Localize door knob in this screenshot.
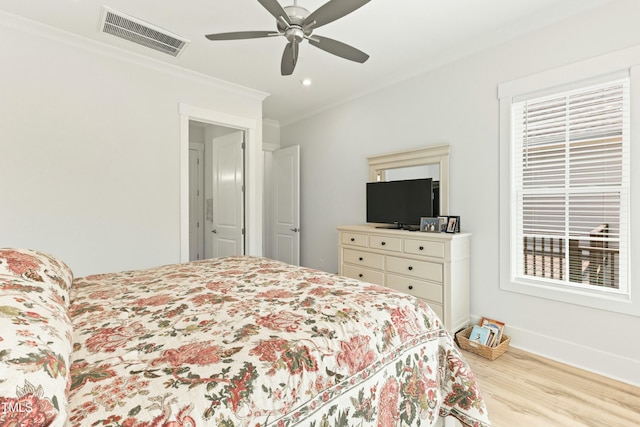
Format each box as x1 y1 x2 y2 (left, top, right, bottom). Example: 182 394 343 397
290 228 300 232
212 229 217 234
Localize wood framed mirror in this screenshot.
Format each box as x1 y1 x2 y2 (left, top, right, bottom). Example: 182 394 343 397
368 144 450 216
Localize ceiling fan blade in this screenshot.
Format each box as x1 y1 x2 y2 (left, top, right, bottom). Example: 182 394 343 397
205 30 280 41
258 0 291 26
308 35 369 63
303 0 370 30
281 41 299 76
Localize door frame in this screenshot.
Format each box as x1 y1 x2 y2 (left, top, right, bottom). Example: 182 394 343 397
179 103 261 263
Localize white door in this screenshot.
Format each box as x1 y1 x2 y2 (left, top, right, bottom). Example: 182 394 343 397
189 143 205 261
209 131 244 257
272 145 300 265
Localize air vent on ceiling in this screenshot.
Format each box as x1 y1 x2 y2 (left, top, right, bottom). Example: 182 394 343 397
100 7 189 57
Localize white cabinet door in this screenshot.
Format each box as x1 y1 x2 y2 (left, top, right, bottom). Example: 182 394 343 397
189 143 204 260
210 131 244 258
272 145 300 265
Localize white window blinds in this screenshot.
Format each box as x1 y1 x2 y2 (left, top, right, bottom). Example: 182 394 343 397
511 76 630 294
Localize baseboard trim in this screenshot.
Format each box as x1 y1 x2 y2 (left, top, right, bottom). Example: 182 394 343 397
470 317 640 387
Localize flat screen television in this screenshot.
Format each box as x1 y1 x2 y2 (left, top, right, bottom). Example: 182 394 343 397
366 178 433 229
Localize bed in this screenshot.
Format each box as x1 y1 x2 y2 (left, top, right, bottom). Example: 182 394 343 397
0 249 491 427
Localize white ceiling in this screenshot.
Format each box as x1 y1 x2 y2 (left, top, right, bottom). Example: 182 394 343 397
0 0 613 124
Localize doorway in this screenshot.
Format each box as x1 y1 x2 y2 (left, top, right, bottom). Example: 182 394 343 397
189 120 245 261
179 103 261 263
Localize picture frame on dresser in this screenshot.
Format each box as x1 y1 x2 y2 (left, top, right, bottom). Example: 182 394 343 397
420 217 439 232
446 216 460 233
438 216 448 232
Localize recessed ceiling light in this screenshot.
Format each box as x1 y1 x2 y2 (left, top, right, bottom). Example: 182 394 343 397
301 78 312 86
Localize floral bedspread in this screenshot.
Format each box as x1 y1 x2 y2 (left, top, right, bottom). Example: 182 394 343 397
68 256 491 427
0 248 74 427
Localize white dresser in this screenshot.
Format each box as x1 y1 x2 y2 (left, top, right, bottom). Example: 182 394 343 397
338 224 470 333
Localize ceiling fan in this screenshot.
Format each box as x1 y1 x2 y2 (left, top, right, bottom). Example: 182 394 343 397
205 0 371 76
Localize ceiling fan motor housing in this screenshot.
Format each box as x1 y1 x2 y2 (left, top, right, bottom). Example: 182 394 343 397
278 5 313 40
282 6 310 25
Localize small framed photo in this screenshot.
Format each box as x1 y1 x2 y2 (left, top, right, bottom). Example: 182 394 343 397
438 216 448 233
420 217 439 232
446 216 460 233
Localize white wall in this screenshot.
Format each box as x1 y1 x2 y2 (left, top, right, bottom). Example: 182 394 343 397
281 0 640 385
0 13 265 277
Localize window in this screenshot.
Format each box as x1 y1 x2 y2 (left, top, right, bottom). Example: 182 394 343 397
512 77 629 294
498 47 639 316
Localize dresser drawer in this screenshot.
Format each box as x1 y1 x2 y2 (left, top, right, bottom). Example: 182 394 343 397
404 238 445 258
386 274 443 303
386 256 443 283
369 235 402 252
341 232 368 247
343 248 384 270
342 264 385 285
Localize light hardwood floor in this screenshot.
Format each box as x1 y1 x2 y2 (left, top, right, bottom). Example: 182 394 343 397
462 347 640 427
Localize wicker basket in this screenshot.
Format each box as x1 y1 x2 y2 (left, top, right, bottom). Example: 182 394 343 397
456 326 510 360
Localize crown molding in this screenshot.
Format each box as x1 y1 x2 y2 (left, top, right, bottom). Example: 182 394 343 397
0 9 269 102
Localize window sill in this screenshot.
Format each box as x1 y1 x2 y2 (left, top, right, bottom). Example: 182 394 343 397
499 274 638 316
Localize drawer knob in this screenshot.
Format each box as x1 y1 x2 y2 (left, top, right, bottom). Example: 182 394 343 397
408 266 413 271
381 241 386 246
359 257 363 261
358 273 364 278
408 285 414 290
419 246 424 251
350 238 355 242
